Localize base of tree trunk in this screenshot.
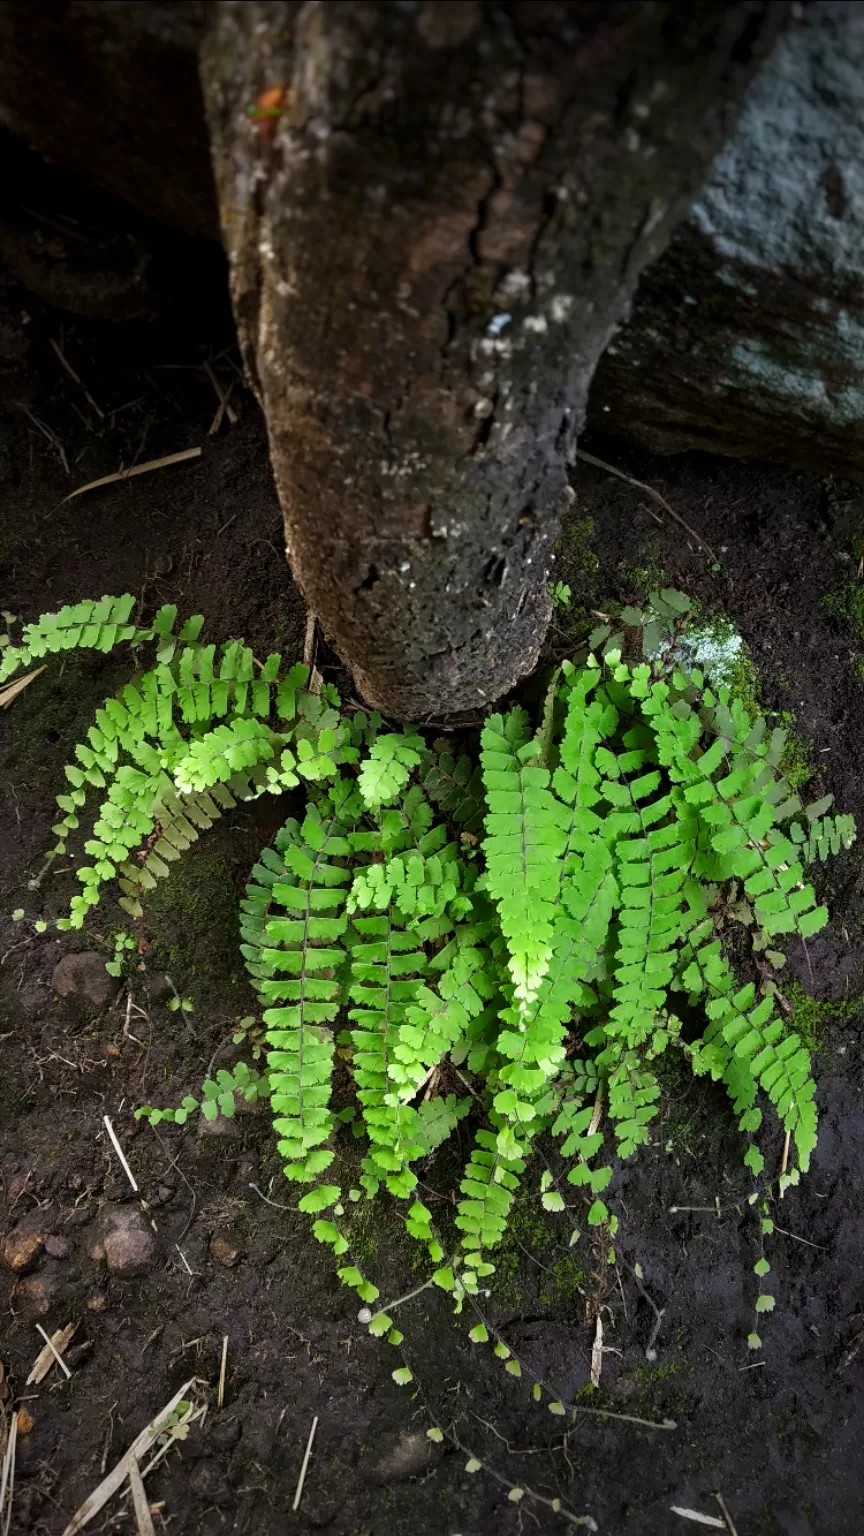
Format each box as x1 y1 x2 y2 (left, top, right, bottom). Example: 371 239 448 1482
203 0 787 717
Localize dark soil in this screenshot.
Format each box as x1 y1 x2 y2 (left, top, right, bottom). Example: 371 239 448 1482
2 230 864 1536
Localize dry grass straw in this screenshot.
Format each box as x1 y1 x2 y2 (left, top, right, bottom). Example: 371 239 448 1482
61 1378 198 1535
61 447 202 504
102 1115 138 1194
0 668 45 710
217 1336 228 1410
27 1323 76 1385
292 1416 319 1512
0 1409 16 1536
127 1458 156 1536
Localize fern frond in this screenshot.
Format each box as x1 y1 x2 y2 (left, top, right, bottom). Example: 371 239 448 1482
0 593 141 682
241 795 357 1181
346 909 432 1197
684 936 817 1171
586 676 696 1095
550 668 618 887
424 750 486 833
635 670 827 943
457 849 616 1273
456 1125 527 1273
791 811 856 864
358 731 423 809
347 832 467 922
15 584 853 1353
700 686 802 809
604 1051 662 1162
390 942 498 1099
552 1057 611 1202
172 718 284 794
480 709 568 1009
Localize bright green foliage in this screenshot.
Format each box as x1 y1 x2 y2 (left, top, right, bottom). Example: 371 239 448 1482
790 811 856 864
240 791 358 1180
13 597 355 928
138 1060 268 1126
357 731 423 809
0 593 141 679
104 929 136 977
7 590 852 1353
480 709 568 1010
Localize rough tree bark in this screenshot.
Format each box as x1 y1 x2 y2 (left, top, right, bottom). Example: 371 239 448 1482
201 1 785 719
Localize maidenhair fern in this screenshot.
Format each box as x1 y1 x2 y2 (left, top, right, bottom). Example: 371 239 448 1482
5 590 855 1372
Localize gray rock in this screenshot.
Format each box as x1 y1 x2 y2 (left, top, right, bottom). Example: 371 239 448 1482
362 1430 443 1485
0 2 216 241
90 1205 157 1277
590 1 864 477
52 952 120 1011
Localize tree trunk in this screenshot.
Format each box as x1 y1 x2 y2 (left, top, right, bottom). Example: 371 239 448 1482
201 0 787 719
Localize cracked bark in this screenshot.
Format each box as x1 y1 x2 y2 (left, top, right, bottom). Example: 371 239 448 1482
201 0 788 719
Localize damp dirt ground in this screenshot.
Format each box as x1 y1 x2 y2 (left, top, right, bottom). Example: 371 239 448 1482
1 257 864 1536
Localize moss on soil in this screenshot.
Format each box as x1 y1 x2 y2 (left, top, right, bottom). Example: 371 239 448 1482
146 842 246 1008
489 1197 586 1309
783 978 860 1053
824 581 864 681
550 517 601 647
622 540 668 600
4 651 124 787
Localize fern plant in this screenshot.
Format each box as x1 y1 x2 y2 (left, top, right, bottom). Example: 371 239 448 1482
4 591 855 1367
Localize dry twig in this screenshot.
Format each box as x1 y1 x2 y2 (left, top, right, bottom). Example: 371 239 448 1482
292 1416 319 1512
61 1378 197 1535
127 1459 156 1536
303 611 324 695
203 361 238 426
714 1491 740 1536
217 1336 228 1411
61 447 202 504
15 402 70 473
49 339 104 419
574 448 719 566
590 1316 604 1389
670 1507 726 1529
0 1409 17 1536
27 1323 76 1385
102 1116 138 1194
0 669 45 710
